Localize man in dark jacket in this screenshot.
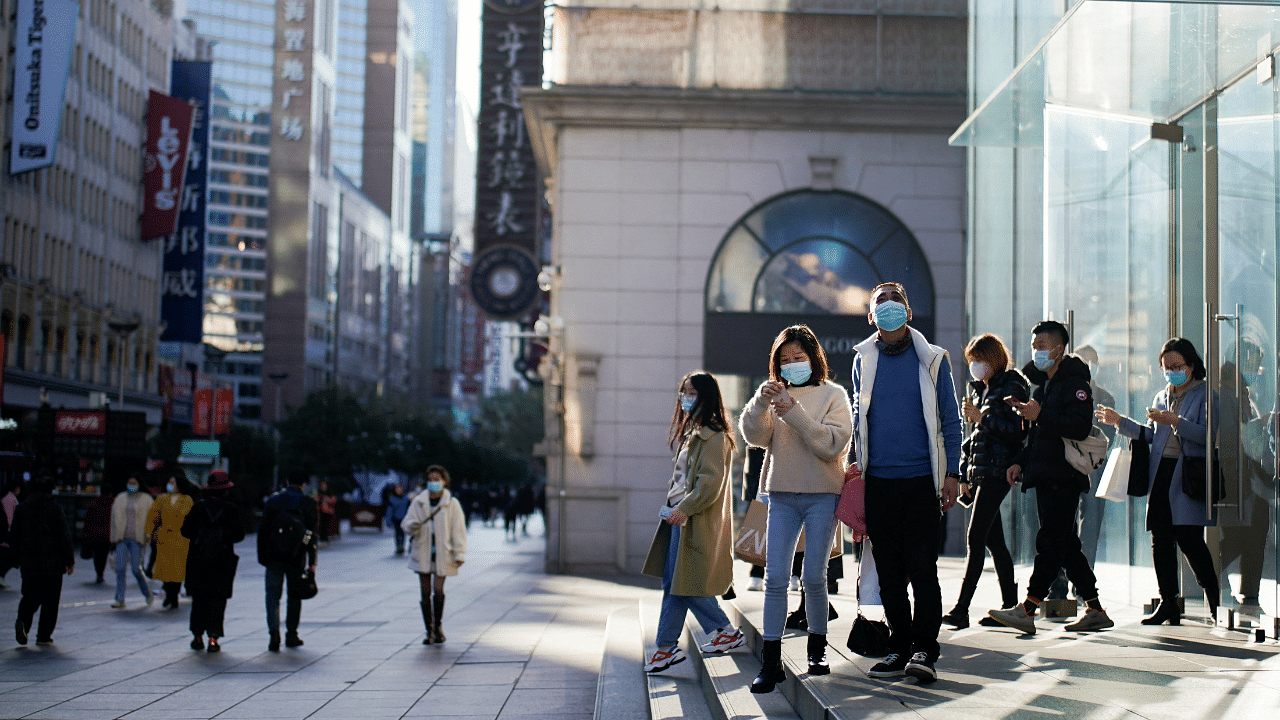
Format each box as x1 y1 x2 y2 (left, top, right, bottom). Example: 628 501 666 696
989 320 1114 634
10 476 74 645
258 472 318 651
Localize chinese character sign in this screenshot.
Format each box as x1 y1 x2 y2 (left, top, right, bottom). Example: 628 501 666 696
161 61 212 345
273 0 312 146
142 91 194 241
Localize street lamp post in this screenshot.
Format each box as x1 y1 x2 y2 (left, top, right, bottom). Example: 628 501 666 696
107 319 140 408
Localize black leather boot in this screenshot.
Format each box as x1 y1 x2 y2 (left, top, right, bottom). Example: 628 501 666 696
750 639 785 693
1207 593 1219 622
432 593 446 643
806 633 830 675
1141 597 1181 626
420 600 434 644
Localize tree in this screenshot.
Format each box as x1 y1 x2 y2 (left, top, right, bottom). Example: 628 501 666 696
473 386 544 464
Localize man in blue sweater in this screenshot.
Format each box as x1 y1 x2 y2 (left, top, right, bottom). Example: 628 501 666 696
847 282 963 683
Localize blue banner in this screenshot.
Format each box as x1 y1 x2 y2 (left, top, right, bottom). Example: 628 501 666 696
161 61 211 344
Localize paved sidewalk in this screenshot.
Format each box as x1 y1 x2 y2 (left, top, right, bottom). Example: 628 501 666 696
0 516 656 720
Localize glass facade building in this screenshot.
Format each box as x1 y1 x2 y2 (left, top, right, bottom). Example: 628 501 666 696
957 0 1279 630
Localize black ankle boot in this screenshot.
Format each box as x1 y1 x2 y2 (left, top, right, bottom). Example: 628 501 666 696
420 600 434 644
1142 597 1181 626
750 639 785 693
1207 593 1219 622
941 607 970 629
806 633 830 675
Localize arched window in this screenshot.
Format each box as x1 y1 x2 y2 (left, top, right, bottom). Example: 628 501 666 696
703 190 935 377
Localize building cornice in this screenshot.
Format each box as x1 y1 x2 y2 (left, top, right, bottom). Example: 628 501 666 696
521 84 968 177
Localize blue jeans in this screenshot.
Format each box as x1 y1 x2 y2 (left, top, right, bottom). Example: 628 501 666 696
655 525 731 650
114 539 151 603
264 565 302 636
762 492 839 641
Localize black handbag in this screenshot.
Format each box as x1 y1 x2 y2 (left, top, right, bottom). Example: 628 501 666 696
1181 452 1225 503
294 568 319 600
846 613 890 658
1127 438 1150 497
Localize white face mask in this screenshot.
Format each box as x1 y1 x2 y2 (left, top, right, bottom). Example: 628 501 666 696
166 483 177 494
969 361 990 381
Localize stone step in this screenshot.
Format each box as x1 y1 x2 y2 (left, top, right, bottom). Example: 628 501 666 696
637 597 719 720
686 621 800 720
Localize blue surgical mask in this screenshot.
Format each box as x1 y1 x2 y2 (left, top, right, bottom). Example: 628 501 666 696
680 396 696 413
1032 348 1057 371
780 361 812 385
426 480 444 494
127 485 139 493
166 483 177 494
1164 370 1188 387
873 300 908 332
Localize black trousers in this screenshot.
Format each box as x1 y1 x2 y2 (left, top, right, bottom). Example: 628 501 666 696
866 474 942 661
190 595 228 638
1027 483 1098 601
955 479 1016 611
89 541 111 580
18 572 64 642
1149 458 1219 600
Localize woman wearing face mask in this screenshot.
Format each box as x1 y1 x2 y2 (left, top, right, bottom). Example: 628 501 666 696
740 325 853 693
942 334 1028 629
642 372 744 673
402 465 467 644
1096 338 1220 624
146 472 195 609
180 471 245 652
110 477 155 609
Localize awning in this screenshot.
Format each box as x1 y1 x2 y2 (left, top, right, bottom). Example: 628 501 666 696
950 0 1280 147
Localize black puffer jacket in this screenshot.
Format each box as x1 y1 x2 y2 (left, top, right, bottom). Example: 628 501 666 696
9 494 74 576
961 369 1031 484
1013 355 1095 492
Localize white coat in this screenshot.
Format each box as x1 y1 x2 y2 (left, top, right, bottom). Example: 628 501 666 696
110 491 155 544
401 489 467 576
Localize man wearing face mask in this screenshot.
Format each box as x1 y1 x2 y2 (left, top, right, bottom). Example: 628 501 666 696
259 473 319 651
989 320 1114 634
845 281 963 683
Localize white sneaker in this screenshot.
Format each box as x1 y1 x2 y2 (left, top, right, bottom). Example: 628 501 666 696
111 600 126 609
145 592 155 607
988 606 1037 635
747 577 764 592
789 576 800 592
1064 608 1114 632
699 628 745 654
644 647 687 673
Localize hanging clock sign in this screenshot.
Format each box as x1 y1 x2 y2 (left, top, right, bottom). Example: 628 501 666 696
469 245 540 320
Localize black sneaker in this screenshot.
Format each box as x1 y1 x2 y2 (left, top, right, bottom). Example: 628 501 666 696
268 633 280 652
868 652 908 678
15 619 28 646
285 633 304 648
941 609 969 629
905 652 937 682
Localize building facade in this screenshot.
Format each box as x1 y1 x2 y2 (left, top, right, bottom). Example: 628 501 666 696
1 0 197 425
525 0 969 573
956 0 1280 632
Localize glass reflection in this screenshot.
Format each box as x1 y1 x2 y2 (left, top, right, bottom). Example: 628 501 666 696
753 239 875 315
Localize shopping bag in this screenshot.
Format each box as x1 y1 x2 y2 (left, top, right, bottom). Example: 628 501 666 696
835 473 866 541
1096 446 1131 502
733 500 768 566
1065 425 1110 475
857 538 881 607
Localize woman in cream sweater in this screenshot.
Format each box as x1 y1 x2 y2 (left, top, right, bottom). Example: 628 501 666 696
740 325 853 693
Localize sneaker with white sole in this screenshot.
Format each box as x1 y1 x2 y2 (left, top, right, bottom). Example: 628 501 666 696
988 606 1037 635
1064 608 1114 632
111 600 126 609
789 576 801 592
868 652 908 678
747 577 764 592
904 652 937 682
644 647 687 673
699 628 745 654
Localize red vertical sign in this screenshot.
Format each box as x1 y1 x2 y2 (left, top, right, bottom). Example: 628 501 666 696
214 389 234 435
193 389 211 436
141 91 194 241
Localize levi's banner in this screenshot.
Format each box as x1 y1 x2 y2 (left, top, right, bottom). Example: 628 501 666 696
9 0 78 174
141 91 194 241
54 411 107 436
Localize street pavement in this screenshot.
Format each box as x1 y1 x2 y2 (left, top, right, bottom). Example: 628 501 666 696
0 514 652 720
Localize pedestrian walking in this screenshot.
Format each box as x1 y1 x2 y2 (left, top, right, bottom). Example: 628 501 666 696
0 478 20 586
1096 337 1220 624
514 483 536 536
402 465 466 644
81 492 114 584
148 472 195 609
316 481 339 544
110 477 155 608
740 324 853 692
642 371 745 674
259 473 319 651
10 476 74 646
385 484 411 555
943 333 1028 629
846 282 963 683
180 472 245 652
989 320 1115 634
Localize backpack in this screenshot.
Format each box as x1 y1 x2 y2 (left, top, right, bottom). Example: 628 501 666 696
269 502 309 559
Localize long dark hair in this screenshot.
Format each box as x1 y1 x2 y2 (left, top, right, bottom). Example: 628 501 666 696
669 371 736 451
1161 337 1207 380
768 325 831 385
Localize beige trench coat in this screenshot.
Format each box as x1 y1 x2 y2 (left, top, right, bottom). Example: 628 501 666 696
642 427 734 597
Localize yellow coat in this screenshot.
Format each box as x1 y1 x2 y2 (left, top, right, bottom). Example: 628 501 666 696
146 493 194 583
642 427 734 597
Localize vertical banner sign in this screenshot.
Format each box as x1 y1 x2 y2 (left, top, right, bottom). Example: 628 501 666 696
161 62 212 344
193 389 211 436
9 0 78 175
469 0 544 320
214 389 234 435
142 91 194 241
